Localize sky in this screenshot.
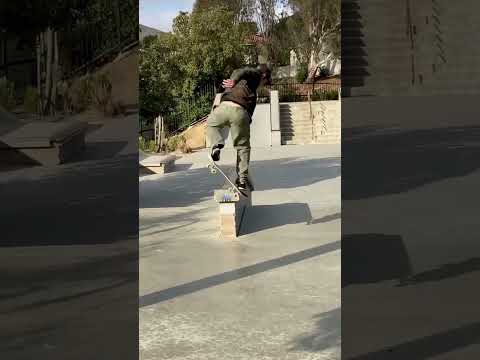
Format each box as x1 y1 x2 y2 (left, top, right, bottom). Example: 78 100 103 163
139 0 292 33
139 0 196 32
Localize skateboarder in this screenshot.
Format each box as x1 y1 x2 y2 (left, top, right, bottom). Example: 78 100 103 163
206 64 272 191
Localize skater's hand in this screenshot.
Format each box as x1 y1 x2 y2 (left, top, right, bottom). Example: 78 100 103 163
222 79 235 89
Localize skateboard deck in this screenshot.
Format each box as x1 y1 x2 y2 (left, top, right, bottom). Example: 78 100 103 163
207 155 248 198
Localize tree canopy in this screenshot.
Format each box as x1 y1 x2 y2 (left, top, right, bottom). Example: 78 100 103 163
283 0 340 66
140 6 253 122
0 0 138 42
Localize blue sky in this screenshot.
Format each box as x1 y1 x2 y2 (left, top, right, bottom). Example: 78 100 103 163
140 0 196 32
139 1 292 32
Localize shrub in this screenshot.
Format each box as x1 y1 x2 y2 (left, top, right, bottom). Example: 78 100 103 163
0 77 16 110
257 86 270 103
66 73 121 116
104 100 125 117
279 87 298 102
166 135 191 153
91 73 113 114
23 86 40 114
311 89 339 101
72 75 94 112
139 136 157 152
319 66 330 78
326 89 339 100
57 80 74 114
295 63 309 83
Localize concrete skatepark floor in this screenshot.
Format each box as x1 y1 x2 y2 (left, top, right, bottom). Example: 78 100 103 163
1 113 139 359
139 144 341 360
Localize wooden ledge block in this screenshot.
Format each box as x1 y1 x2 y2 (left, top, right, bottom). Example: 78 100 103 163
216 190 252 239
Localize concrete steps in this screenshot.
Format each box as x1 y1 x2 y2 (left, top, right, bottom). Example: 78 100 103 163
279 100 340 144
280 115 313 144
284 137 340 145
342 0 413 96
343 0 480 97
281 123 340 144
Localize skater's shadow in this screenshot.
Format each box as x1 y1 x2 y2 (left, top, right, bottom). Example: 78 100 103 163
240 203 313 235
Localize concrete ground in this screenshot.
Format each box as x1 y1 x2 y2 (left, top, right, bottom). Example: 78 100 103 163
341 96 480 359
1 113 138 360
139 144 341 360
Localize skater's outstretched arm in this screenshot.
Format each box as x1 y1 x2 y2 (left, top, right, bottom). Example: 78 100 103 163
222 67 259 89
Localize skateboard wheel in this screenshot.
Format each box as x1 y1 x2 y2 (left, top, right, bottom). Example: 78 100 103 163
207 164 217 174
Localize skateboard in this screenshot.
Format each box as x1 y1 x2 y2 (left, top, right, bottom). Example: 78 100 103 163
207 155 249 198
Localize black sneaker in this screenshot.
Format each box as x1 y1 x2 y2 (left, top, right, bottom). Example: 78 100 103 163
210 144 223 162
236 178 252 191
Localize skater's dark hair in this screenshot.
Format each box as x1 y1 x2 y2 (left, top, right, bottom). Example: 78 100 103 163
257 64 272 85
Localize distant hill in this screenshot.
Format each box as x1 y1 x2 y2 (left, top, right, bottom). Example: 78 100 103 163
139 24 166 40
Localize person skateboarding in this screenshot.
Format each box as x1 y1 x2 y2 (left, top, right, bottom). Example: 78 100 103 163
206 64 272 191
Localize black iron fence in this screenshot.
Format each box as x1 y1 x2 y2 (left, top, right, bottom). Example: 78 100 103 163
258 80 340 103
141 82 217 136
63 0 138 78
140 79 340 137
164 82 217 134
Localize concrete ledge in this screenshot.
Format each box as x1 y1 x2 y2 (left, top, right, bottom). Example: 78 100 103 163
139 154 176 175
271 130 281 146
215 189 252 240
0 120 88 165
270 91 280 131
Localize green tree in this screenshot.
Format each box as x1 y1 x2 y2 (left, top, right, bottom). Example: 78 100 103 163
193 0 255 23
0 0 138 115
140 6 252 128
139 33 177 119
170 7 251 94
0 1 75 114
283 0 340 80
270 16 294 66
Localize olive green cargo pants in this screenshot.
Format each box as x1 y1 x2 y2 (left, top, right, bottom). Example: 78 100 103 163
206 102 251 181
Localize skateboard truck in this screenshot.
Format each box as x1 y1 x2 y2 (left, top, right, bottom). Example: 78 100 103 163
214 188 240 203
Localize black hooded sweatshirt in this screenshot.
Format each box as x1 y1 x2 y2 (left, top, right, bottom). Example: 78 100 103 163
220 67 263 120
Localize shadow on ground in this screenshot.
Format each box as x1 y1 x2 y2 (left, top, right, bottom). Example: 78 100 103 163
346 321 480 360
140 241 341 307
139 207 206 249
2 154 138 246
311 212 341 224
1 139 129 173
139 163 193 177
140 156 340 208
342 234 412 287
172 163 193 172
343 126 480 199
397 257 480 287
240 203 313 235
0 250 137 312
0 247 138 358
290 307 340 353
76 141 129 162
